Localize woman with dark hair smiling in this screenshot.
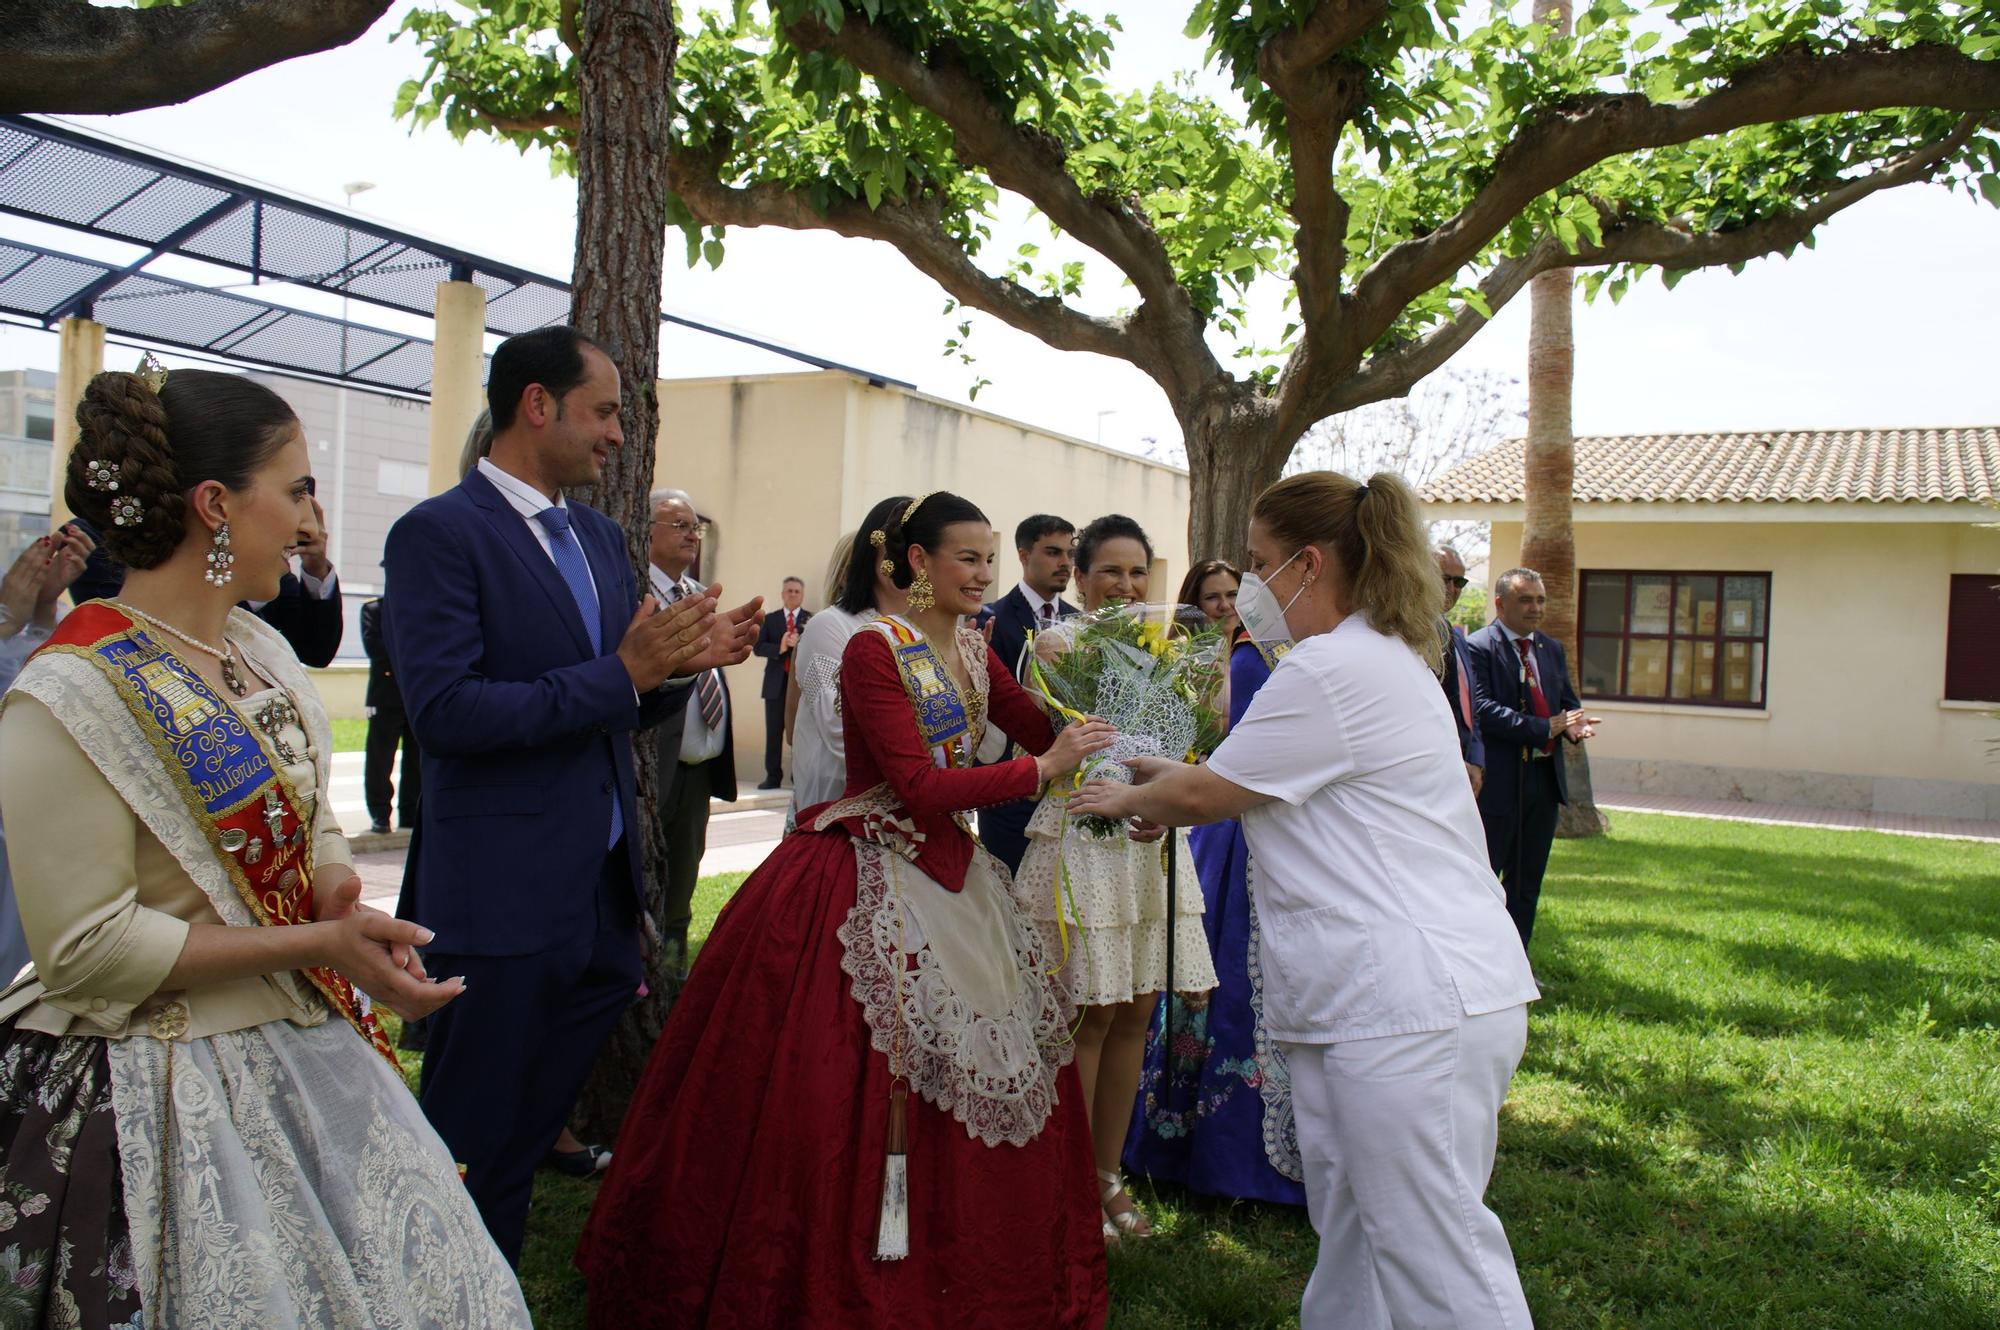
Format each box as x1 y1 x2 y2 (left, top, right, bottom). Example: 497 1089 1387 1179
581 492 1117 1328
1070 471 1538 1330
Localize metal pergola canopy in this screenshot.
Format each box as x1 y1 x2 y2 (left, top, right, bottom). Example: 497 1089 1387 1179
0 237 453 396
0 114 913 391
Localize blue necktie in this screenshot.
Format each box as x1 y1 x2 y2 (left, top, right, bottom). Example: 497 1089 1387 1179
534 505 621 849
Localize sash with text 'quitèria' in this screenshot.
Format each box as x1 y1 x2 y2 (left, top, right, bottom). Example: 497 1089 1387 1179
38 603 397 1068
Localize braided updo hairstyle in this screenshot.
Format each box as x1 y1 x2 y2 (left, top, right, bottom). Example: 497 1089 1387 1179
67 369 300 569
877 491 989 592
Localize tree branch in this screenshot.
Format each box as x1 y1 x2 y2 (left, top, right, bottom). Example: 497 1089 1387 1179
1329 113 1978 418
1259 0 1389 82
0 0 393 114
1347 42 2000 352
784 8 1221 406
668 152 1137 367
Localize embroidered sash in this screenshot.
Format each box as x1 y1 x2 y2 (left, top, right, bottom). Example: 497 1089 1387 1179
36 604 398 1067
864 616 971 764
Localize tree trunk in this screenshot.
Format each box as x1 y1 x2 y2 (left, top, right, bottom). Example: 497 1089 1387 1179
1183 387 1281 565
1518 0 1605 840
564 0 680 1143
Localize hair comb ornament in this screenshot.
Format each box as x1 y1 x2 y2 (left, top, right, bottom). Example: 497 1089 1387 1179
135 352 169 393
111 495 145 527
870 528 893 578
900 492 937 525
84 460 120 493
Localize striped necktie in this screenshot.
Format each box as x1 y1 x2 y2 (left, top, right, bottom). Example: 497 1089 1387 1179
534 505 620 848
670 580 726 730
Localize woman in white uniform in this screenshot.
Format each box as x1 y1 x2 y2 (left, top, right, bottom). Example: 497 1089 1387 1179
1071 469 1539 1329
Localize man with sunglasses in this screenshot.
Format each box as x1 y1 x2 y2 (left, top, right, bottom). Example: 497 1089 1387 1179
1436 546 1484 796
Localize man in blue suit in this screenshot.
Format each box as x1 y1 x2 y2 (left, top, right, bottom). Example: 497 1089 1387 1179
385 326 760 1264
1466 567 1600 950
1436 546 1485 796
976 514 1078 873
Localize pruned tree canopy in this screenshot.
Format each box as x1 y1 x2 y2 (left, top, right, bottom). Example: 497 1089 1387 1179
395 0 2000 556
0 0 395 114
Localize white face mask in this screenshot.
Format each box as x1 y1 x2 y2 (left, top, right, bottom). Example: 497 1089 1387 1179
1236 549 1305 645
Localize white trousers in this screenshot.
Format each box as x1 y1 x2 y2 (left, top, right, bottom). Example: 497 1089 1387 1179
1284 1005 1533 1329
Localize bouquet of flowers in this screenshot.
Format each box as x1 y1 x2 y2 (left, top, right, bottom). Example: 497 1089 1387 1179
1025 602 1228 837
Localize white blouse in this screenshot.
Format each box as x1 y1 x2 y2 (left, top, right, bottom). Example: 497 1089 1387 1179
789 605 864 816
1206 614 1538 1044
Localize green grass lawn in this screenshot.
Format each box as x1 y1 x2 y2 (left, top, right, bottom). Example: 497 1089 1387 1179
450 814 2000 1328
330 717 368 753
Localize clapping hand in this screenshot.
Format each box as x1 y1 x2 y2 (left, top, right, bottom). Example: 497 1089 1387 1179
676 588 763 675
0 539 45 635
1564 709 1601 742
39 525 93 606
618 591 718 691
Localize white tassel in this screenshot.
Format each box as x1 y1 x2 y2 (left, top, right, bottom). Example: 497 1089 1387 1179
873 1082 910 1261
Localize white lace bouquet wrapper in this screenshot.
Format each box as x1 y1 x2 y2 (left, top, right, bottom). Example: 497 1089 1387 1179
1024 602 1227 838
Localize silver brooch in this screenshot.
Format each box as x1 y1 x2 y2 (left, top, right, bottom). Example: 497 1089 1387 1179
112 495 144 527
85 460 120 492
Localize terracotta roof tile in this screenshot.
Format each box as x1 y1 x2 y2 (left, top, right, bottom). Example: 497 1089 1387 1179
1421 427 2000 505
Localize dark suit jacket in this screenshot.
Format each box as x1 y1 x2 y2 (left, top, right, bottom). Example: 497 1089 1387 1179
59 518 341 667
384 468 687 955
359 597 403 714
988 584 1079 684
753 607 811 700
251 571 343 667
653 573 739 805
1466 622 1582 809
1439 619 1485 770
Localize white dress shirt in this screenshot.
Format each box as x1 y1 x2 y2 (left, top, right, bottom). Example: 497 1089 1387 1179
477 458 600 588
650 565 728 764
1206 614 1538 1044
476 457 686 702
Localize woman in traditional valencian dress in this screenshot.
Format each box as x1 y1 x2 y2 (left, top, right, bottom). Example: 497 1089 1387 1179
0 365 529 1329
579 492 1115 1329
1122 601 1308 1207
1012 514 1219 1241
786 494 911 821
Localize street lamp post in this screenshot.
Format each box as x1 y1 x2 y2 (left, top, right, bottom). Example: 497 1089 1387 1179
332 181 374 601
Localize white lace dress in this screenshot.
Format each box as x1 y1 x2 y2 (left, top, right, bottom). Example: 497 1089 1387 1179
1012 795 1218 1007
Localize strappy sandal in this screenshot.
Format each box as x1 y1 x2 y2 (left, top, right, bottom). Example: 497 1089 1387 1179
1098 1168 1153 1240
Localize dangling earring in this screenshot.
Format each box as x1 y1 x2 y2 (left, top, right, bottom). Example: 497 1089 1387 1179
205 522 234 587
906 568 935 614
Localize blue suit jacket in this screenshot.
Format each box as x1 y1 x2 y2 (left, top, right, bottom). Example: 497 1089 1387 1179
989 584 1078 685
384 468 685 955
1440 620 1485 770
1466 622 1581 808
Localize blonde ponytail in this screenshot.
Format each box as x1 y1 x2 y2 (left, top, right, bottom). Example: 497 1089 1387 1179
1251 469 1445 671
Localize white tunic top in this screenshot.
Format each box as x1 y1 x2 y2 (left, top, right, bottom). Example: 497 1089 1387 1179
1206 614 1538 1044
789 605 864 815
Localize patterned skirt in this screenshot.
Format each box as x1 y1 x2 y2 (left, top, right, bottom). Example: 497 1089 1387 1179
0 1024 144 1329
0 1016 531 1330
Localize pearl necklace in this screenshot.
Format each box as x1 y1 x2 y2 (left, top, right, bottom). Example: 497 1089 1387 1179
114 601 249 697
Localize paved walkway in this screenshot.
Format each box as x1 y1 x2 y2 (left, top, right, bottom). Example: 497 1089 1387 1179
1598 791 2000 843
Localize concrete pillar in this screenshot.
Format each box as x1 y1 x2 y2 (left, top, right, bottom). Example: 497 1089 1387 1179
48 316 105 531
427 280 487 496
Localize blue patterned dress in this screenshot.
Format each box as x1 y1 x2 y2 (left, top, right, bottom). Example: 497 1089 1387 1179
1122 638 1306 1205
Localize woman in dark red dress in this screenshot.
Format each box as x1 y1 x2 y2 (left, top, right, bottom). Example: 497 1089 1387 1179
579 492 1115 1329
